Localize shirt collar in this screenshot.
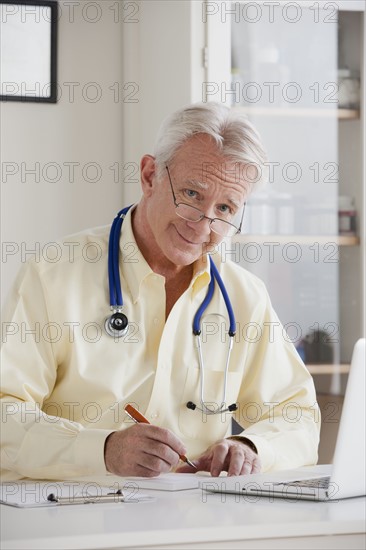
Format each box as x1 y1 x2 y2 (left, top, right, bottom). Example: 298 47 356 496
190 253 211 298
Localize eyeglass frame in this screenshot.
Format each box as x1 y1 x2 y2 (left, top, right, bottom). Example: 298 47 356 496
165 165 246 237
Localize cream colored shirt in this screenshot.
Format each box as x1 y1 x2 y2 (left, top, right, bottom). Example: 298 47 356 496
1 209 320 481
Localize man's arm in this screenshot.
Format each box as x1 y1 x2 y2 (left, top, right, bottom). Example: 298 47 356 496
1 260 190 480
0 261 113 480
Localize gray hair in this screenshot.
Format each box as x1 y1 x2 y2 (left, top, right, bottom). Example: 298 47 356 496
153 102 268 189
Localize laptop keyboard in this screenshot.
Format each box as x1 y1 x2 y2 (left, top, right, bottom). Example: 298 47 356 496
277 476 331 489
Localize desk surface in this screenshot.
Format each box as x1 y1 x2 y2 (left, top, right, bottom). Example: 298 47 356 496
1 478 365 550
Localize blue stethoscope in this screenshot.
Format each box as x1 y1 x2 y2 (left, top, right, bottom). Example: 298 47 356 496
105 206 238 415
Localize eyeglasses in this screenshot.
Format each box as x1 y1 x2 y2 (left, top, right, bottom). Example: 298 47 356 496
165 166 245 238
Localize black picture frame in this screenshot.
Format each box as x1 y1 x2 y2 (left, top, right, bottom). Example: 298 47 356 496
0 0 58 103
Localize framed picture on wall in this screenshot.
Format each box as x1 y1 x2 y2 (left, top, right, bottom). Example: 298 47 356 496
0 0 58 102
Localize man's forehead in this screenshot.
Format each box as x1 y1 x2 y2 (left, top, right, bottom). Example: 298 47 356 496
173 160 247 184
184 178 209 190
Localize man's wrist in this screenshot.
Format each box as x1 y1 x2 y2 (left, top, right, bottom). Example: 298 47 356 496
226 436 258 454
104 431 117 471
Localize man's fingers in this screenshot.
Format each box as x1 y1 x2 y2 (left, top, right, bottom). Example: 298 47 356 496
210 442 229 477
175 453 210 474
141 440 181 470
104 424 188 477
238 460 253 476
251 456 262 474
227 446 249 476
144 425 187 458
206 439 262 477
239 455 261 475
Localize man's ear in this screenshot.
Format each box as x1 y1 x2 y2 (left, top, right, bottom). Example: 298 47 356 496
140 155 157 198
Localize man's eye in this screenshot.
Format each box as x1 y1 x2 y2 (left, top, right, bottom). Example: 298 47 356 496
217 204 232 216
184 189 198 199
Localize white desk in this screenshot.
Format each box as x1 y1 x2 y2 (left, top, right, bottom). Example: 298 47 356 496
1 483 365 550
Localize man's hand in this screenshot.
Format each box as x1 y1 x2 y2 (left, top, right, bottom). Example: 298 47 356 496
176 438 261 477
104 424 188 477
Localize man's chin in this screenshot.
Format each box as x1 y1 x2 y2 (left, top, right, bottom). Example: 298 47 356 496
167 247 205 267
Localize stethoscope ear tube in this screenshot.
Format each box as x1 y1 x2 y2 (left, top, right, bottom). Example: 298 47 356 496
188 333 237 415
190 257 237 416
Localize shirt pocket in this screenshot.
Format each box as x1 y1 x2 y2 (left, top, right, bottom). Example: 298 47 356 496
178 366 242 440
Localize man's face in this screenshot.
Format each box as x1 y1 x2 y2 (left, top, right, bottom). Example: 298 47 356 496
143 134 250 267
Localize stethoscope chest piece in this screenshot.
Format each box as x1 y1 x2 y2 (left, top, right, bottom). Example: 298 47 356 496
105 311 129 338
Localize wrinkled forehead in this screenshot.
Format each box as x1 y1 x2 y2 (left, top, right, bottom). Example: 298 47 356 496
169 135 254 196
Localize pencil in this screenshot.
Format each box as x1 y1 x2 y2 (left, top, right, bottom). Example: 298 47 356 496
124 404 197 470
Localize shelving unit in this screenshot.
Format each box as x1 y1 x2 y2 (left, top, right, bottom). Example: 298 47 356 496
208 2 364 363
206 2 364 460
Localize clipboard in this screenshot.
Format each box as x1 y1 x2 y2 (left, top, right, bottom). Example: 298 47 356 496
0 473 209 507
46 489 125 506
0 481 154 508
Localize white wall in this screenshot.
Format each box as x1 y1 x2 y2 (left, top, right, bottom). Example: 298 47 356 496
1 0 125 304
1 0 206 305
122 0 205 204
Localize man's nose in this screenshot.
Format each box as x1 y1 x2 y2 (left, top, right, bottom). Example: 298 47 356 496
185 216 212 236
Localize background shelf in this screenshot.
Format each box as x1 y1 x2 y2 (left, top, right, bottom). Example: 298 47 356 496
232 235 360 246
307 364 351 375
233 106 360 119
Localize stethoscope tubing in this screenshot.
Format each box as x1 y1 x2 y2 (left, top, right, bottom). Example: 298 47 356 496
108 206 131 308
107 206 238 415
192 267 215 335
193 257 237 414
209 258 236 337
193 257 236 337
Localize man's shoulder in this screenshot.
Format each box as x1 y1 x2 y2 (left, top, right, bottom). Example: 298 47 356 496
28 224 111 276
213 253 267 293
209 254 272 317
60 224 110 246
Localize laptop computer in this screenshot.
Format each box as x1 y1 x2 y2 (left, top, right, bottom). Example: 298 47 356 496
202 338 365 501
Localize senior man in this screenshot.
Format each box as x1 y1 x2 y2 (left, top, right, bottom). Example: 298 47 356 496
1 103 320 481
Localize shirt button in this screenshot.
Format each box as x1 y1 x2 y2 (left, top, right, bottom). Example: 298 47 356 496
153 318 159 325
150 412 159 419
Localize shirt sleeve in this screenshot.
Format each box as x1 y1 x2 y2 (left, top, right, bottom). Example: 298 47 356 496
233 288 321 472
0 261 113 480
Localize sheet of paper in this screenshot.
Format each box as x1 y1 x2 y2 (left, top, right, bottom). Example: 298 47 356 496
123 472 212 491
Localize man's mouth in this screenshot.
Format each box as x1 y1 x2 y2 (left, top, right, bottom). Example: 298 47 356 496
174 226 202 246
